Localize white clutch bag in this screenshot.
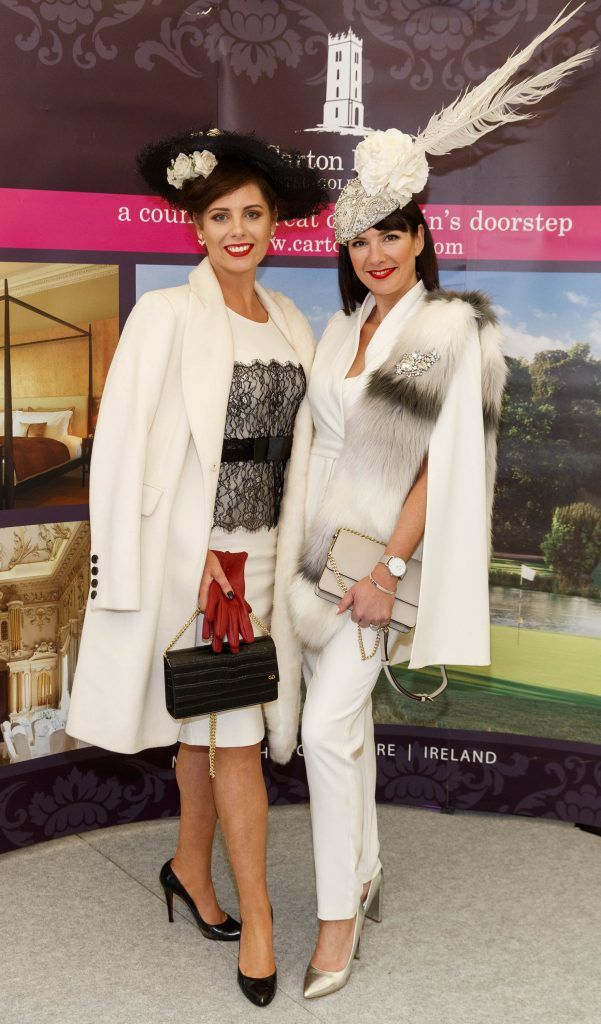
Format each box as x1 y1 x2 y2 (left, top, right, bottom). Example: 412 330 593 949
315 527 448 702
315 527 421 633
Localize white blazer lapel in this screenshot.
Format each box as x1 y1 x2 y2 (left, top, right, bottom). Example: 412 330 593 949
181 259 234 469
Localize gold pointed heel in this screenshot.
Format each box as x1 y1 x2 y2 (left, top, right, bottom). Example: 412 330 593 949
303 905 366 1000
362 868 383 923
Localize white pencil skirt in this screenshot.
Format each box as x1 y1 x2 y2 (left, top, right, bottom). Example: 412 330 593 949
178 525 277 748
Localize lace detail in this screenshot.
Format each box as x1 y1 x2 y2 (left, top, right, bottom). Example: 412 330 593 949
213 360 306 532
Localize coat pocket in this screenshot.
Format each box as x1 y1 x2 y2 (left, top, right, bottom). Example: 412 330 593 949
141 482 164 516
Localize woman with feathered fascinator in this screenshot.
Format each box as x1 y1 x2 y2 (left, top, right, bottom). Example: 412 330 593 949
291 4 596 1000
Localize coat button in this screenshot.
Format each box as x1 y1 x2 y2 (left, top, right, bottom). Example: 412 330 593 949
91 555 99 564
210 462 218 472
91 567 99 576
90 591 97 600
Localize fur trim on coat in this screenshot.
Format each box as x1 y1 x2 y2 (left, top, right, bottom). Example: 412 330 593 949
289 289 507 654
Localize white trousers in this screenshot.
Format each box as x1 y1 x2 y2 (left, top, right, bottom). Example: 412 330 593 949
302 615 385 920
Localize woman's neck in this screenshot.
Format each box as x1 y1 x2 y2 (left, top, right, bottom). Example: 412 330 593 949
211 263 263 319
371 274 419 325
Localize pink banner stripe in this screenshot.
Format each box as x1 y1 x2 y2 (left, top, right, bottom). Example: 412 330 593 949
0 188 599 262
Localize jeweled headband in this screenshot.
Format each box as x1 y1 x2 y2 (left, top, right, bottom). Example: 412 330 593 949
334 3 595 244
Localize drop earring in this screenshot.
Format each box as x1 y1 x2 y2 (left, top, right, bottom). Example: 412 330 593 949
197 235 205 246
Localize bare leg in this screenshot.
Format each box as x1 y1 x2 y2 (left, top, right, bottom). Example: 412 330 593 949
310 919 355 971
171 743 227 925
211 743 275 977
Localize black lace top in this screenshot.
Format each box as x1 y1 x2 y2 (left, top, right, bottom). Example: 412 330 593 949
213 359 306 532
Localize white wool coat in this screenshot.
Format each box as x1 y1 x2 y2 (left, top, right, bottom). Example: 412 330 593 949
67 258 315 763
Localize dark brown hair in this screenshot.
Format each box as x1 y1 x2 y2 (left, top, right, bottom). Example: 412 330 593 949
338 200 440 316
181 159 278 222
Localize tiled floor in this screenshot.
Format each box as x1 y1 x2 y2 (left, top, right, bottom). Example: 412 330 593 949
2 804 600 1023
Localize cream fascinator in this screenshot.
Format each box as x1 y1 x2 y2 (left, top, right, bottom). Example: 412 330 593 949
334 3 596 244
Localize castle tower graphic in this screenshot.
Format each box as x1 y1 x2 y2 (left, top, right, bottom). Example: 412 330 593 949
323 28 364 131
305 27 370 135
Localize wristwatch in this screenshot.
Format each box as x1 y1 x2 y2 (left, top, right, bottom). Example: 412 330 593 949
378 554 408 580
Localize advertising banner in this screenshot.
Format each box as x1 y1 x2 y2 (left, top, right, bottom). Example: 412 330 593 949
0 0 599 850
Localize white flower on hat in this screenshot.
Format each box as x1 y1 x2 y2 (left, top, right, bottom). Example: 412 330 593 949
167 149 217 189
192 149 218 178
167 153 194 188
354 129 429 206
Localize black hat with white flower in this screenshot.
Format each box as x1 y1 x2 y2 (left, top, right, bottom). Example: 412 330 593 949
137 127 328 220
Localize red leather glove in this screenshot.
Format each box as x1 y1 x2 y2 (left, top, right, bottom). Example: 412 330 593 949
202 551 255 654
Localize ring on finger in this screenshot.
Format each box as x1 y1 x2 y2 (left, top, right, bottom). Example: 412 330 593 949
368 622 381 631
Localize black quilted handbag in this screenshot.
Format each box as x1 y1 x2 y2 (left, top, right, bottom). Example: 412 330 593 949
164 605 279 776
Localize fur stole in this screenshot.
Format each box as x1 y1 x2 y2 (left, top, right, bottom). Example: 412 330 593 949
289 289 507 652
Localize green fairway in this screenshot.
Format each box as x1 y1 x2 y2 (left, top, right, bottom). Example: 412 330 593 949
373 624 601 742
462 622 597 696
444 625 601 698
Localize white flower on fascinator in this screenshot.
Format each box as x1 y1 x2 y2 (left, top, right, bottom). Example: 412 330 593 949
334 6 595 245
167 149 218 189
386 143 429 208
354 130 429 207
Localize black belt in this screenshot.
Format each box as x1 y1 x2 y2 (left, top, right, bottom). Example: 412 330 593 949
221 435 293 464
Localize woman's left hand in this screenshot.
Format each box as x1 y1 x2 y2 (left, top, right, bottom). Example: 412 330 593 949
337 576 395 628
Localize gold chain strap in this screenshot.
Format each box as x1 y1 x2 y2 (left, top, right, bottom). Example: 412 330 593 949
250 611 271 638
167 603 271 780
327 549 381 661
331 525 385 545
164 606 203 655
208 712 217 779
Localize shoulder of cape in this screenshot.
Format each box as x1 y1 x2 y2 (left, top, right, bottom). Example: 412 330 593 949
423 288 499 329
317 307 356 346
325 308 353 327
366 288 507 428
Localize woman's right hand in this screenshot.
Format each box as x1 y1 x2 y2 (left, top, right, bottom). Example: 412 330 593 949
198 549 234 612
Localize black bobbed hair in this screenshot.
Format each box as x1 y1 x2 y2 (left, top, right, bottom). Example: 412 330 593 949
136 128 329 221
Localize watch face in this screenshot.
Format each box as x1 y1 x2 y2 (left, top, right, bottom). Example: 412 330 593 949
387 556 407 577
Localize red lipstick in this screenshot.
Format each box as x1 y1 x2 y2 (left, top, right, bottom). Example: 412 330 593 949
225 243 254 258
368 268 396 279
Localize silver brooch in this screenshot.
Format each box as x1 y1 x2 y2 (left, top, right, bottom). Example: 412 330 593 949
395 349 440 378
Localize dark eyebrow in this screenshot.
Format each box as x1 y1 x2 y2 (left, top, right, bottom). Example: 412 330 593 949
208 204 266 213
354 228 399 241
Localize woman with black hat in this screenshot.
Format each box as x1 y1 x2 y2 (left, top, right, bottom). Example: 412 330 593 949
67 129 327 1006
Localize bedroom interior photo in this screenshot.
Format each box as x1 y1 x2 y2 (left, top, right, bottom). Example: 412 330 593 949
0 262 119 509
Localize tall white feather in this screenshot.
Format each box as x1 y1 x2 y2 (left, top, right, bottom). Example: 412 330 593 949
415 2 596 158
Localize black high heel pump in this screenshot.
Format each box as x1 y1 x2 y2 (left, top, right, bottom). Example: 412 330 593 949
237 961 277 1008
159 859 241 941
237 910 277 1007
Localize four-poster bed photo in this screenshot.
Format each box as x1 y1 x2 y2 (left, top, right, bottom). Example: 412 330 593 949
0 279 93 509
